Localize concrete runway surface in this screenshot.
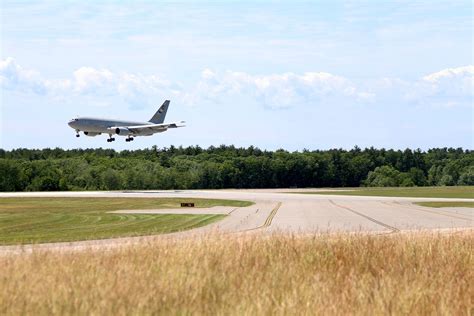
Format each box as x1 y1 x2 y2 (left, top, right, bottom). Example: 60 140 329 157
0 189 472 253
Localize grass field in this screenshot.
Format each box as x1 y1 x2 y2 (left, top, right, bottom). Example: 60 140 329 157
0 198 252 245
299 186 474 198
0 232 472 315
415 201 474 208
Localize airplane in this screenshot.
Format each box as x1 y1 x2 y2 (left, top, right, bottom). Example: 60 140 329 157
67 100 185 142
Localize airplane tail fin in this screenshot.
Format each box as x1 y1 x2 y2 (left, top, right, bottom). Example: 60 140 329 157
149 100 170 124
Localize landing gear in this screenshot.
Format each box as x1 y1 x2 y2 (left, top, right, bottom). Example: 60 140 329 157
125 136 134 142
107 135 116 142
76 130 80 137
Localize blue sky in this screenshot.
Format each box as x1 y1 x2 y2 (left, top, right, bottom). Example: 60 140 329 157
1 1 472 151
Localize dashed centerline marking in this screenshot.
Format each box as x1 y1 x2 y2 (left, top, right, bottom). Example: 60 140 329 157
329 200 400 233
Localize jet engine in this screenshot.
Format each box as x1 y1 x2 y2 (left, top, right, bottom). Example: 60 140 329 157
83 131 100 137
109 127 130 135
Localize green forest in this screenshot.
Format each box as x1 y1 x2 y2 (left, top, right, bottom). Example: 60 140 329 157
0 146 473 191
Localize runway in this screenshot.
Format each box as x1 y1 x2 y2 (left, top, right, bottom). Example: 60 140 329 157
0 189 472 253
0 189 474 255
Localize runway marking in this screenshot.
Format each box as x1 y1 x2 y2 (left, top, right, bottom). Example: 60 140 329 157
329 200 400 233
263 202 282 228
386 201 472 221
239 202 282 232
228 208 239 215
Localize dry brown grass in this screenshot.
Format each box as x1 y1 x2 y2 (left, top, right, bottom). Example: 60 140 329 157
1 232 472 315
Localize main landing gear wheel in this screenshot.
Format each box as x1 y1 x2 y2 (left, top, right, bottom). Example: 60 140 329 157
107 135 116 142
125 136 134 142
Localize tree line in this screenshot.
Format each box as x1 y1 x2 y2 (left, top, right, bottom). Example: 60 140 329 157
0 146 473 191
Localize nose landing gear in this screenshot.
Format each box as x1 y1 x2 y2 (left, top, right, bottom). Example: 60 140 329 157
76 130 80 137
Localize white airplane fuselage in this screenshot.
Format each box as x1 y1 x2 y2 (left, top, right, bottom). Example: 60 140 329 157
67 100 184 142
68 117 162 136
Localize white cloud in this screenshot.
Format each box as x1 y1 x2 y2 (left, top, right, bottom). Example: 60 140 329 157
201 68 216 80
184 70 374 108
1 58 471 110
372 66 474 108
421 65 474 96
0 58 174 107
423 65 473 82
72 67 115 94
403 66 474 106
0 57 47 94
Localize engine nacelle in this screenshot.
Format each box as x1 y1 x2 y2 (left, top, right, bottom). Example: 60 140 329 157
83 131 100 137
108 127 130 135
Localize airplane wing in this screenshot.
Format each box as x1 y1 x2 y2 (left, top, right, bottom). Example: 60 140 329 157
125 121 186 134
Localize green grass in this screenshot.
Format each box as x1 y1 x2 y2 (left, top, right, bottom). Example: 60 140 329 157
297 186 474 199
414 201 474 208
0 198 253 245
